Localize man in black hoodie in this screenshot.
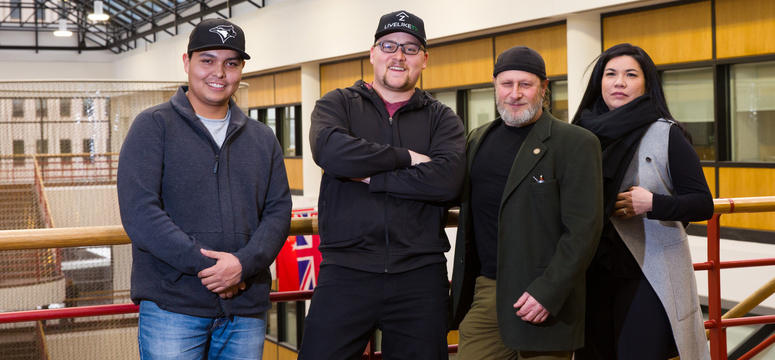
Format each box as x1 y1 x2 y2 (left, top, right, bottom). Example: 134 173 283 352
299 10 465 360
117 19 291 359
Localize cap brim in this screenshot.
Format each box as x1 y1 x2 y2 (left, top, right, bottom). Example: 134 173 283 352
188 45 250 60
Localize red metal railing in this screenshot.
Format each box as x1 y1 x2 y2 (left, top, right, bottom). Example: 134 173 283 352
0 291 457 360
0 154 118 185
695 197 775 360
1 198 775 358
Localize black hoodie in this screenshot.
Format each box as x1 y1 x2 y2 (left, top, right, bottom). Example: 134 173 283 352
310 80 465 273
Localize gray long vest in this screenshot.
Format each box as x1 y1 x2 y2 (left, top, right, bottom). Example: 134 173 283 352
610 119 710 360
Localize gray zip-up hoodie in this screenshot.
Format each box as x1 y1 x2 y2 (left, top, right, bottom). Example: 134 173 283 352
118 87 291 317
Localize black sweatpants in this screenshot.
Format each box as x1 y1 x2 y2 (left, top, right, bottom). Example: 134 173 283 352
298 263 449 360
576 260 679 360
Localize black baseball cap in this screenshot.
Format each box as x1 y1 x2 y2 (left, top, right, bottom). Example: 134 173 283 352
374 10 426 47
187 18 251 60
493 46 546 80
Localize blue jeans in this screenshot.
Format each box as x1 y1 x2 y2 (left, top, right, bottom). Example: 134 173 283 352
138 300 265 360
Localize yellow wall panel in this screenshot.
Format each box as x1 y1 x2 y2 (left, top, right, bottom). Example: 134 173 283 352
718 167 775 231
702 166 716 197
362 58 374 84
603 1 712 65
423 38 493 90
284 157 303 190
274 69 301 105
495 24 568 77
262 340 299 360
320 59 362 95
716 0 775 58
245 75 275 107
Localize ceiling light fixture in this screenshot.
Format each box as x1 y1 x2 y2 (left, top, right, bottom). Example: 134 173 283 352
53 19 72 37
87 0 109 22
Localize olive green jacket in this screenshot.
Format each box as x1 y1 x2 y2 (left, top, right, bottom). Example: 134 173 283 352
450 111 603 351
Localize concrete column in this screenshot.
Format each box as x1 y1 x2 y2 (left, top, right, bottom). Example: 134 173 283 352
301 62 322 199
566 12 602 121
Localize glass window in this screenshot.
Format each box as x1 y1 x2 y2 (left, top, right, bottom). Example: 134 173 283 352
61 139 72 165
13 140 24 166
248 108 259 121
467 87 495 133
36 99 48 118
282 106 297 156
60 99 71 117
266 108 277 135
730 61 775 162
83 138 95 163
267 302 278 339
662 68 715 161
12 99 24 117
10 0 20 19
549 80 568 121
36 0 46 21
36 139 49 166
83 98 95 118
430 90 457 115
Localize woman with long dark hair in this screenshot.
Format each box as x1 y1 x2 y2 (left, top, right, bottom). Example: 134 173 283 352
572 43 712 359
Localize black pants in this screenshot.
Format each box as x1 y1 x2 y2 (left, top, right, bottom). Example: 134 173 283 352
298 263 449 360
576 260 679 360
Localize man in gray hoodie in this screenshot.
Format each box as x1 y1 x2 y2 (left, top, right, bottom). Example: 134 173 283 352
117 18 291 359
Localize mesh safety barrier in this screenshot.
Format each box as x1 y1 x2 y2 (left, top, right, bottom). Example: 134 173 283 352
0 80 196 360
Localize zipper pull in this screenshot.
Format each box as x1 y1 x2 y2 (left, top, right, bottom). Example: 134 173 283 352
213 155 219 174
388 116 393 125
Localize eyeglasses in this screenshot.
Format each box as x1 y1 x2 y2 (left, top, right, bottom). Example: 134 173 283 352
375 40 425 55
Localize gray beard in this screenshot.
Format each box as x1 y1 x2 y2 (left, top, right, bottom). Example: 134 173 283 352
498 95 542 127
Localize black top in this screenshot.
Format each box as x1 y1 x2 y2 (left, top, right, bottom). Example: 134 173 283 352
470 120 535 279
597 125 714 277
310 80 466 274
647 126 713 222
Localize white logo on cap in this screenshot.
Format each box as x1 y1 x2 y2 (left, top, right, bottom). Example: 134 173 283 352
209 25 237 43
396 12 409 21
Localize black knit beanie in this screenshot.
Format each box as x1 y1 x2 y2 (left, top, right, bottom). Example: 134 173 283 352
493 46 546 80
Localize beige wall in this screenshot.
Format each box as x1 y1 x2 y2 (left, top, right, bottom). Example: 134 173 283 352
46 186 120 227
47 326 138 360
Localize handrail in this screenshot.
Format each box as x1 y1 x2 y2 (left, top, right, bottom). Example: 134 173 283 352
32 155 55 229
0 210 459 251
715 277 775 337
713 196 775 214
0 153 120 160
1 198 775 359
701 197 775 360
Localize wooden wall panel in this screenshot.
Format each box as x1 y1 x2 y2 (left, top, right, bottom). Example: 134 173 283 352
245 75 274 107
702 166 716 197
423 38 493 90
320 59 362 95
716 0 775 58
495 24 568 77
718 167 775 231
362 58 374 84
603 1 712 65
262 340 299 360
274 69 301 105
284 157 303 190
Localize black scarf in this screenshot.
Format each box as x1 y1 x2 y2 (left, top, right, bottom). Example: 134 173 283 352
576 95 658 217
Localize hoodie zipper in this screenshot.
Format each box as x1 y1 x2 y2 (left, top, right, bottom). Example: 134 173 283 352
383 111 401 273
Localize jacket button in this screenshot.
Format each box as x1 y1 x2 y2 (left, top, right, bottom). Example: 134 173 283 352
646 157 652 162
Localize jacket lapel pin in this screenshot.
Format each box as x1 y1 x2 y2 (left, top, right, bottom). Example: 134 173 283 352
533 148 541 155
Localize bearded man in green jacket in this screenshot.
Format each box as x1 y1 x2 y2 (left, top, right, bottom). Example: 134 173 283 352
450 46 604 360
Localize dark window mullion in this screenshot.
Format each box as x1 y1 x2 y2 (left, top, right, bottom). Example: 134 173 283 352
715 64 730 163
